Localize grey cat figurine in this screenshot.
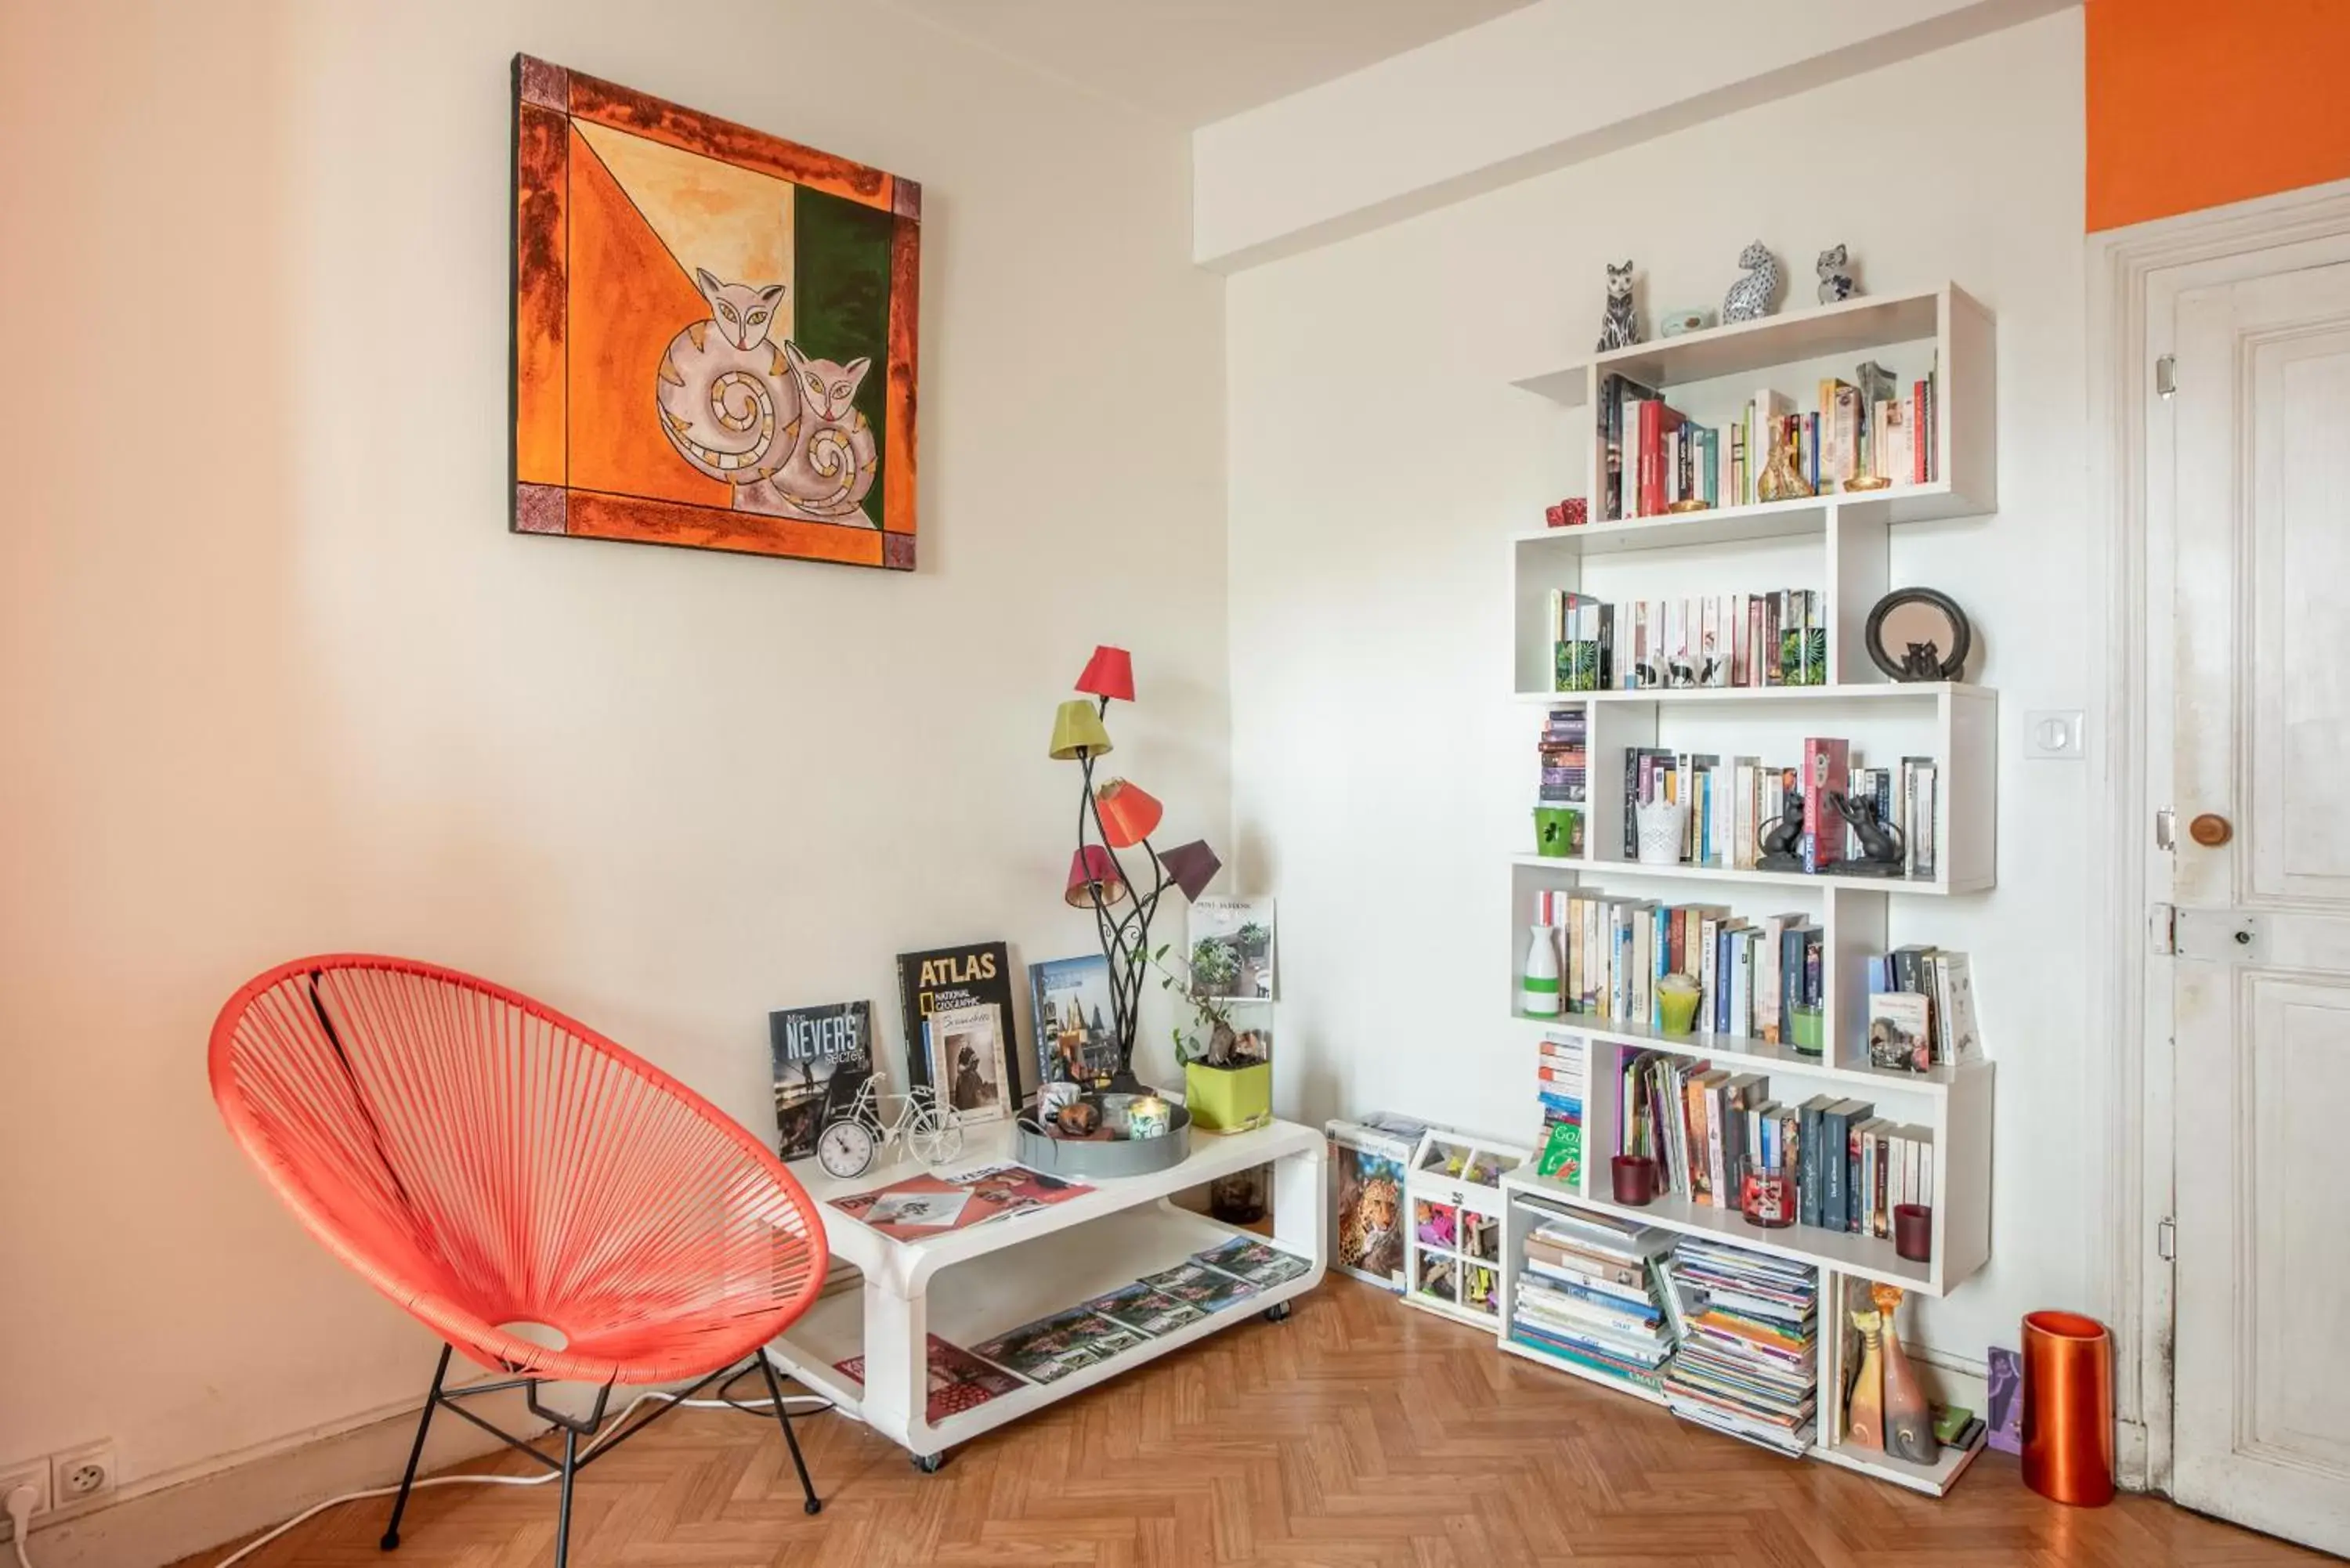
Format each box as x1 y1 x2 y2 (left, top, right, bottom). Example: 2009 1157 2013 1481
1596 260 1640 352
1817 244 1856 304
1723 241 1780 323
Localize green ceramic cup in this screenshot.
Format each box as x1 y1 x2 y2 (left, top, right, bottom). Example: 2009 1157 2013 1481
1657 973 1701 1036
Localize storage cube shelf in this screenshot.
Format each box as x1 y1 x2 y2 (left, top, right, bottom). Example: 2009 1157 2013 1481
1401 1128 1529 1329
1494 284 1999 1497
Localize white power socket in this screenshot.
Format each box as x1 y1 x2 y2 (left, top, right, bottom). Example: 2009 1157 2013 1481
0 1458 49 1539
52 1441 116 1505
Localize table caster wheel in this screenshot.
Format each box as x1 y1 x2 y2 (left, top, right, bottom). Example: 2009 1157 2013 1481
1263 1300 1292 1323
381 1531 400 1552
913 1451 946 1474
804 1498 824 1516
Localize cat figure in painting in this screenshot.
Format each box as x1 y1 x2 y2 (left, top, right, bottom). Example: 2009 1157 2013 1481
657 269 801 485
746 342 877 526
656 269 880 528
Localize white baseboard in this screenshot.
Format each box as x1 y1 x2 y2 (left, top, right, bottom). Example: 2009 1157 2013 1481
18 1384 554 1568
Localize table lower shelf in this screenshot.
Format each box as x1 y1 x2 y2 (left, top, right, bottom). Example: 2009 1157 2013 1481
766 1200 1320 1454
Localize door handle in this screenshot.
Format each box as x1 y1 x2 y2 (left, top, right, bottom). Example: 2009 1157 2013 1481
2189 813 2232 847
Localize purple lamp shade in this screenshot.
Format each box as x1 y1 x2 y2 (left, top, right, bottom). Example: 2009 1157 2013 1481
1076 645 1135 703
1065 846 1127 907
1155 840 1221 901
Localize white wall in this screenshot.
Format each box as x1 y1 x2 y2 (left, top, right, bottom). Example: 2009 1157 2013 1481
0 0 1225 1515
1228 11 2088 1361
1191 0 2076 268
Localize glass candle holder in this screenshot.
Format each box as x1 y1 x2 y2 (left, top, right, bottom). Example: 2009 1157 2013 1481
1740 1157 1797 1229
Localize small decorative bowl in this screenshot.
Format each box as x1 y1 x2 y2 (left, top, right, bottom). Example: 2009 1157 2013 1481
1659 306 1715 338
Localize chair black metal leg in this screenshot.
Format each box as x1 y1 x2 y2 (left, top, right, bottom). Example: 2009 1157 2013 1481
552 1427 580 1568
754 1352 822 1516
381 1343 453 1551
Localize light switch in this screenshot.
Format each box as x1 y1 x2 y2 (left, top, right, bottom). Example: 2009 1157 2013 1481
2025 709 2084 760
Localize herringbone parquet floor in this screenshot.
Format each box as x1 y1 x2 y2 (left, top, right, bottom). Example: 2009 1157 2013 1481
186 1278 2325 1567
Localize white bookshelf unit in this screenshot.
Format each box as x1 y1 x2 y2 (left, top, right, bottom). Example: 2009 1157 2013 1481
1495 284 1998 1497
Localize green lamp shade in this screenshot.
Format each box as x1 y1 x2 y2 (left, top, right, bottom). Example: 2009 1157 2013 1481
1048 699 1112 761
1156 839 1221 901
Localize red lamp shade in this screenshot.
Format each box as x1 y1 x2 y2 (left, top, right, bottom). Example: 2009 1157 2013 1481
1076 645 1135 703
1155 840 1221 901
1065 846 1127 908
1093 779 1163 849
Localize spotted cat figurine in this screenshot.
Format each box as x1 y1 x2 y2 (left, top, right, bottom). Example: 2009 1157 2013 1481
1722 240 1781 323
1595 259 1640 352
1817 243 1856 305
656 267 880 527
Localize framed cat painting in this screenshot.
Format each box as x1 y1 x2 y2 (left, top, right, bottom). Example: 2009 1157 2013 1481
511 56 919 570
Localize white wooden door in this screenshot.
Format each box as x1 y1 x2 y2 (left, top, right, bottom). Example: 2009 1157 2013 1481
2169 260 2350 1556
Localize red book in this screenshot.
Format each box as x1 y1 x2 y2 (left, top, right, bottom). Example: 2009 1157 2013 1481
1912 380 1929 485
1801 737 1851 874
1637 402 1686 518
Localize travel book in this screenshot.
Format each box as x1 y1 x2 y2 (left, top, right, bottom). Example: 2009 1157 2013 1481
768 999 875 1163
895 941 1021 1122
1188 896 1275 1000
1029 953 1119 1089
833 1334 1025 1420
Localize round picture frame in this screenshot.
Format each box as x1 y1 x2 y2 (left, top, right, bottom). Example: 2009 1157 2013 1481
1864 587 1972 682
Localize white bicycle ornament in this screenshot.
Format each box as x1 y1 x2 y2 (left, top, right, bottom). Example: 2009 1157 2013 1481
815 1079 964 1179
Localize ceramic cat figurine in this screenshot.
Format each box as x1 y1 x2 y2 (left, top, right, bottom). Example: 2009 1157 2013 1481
1723 240 1781 323
1817 243 1856 304
656 269 879 526
1596 259 1640 352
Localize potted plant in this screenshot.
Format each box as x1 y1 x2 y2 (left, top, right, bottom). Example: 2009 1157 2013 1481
1159 948 1272 1134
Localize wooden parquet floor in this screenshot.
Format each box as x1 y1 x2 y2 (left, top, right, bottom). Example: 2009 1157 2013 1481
186 1278 2327 1568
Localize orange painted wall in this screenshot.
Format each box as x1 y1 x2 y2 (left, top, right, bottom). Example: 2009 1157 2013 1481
2088 0 2350 230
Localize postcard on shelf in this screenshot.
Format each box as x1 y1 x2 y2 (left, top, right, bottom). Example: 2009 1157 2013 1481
1138 1260 1263 1315
833 1335 1026 1420
1029 953 1119 1088
1188 896 1275 1000
895 941 1021 1121
1192 1236 1311 1288
1079 1283 1208 1337
831 1162 1090 1241
1866 991 1933 1073
769 1000 877 1164
973 1309 1148 1384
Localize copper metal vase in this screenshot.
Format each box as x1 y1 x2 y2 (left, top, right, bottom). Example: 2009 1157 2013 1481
2022 1310 2116 1506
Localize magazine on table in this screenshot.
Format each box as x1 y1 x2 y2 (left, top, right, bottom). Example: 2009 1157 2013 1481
833 1334 1026 1421
832 1162 1090 1241
1191 1235 1311 1288
1079 1283 1208 1337
971 1309 1149 1384
1137 1260 1263 1316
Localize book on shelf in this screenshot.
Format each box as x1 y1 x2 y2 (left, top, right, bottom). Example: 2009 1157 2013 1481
1663 1237 1820 1455
769 999 876 1164
1510 1206 1676 1394
1532 1031 1585 1183
1530 887 1820 1042
1612 747 1939 883
1549 592 1614 692
1600 367 1939 518
895 941 1021 1122
1861 945 1983 1068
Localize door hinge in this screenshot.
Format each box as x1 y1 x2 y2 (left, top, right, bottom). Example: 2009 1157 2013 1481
2158 1217 2176 1262
2155 806 2176 850
2155 355 2177 398
2150 901 2175 955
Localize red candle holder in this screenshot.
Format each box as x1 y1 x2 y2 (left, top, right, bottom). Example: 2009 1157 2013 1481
1893 1203 1933 1262
1740 1158 1796 1228
1610 1154 1656 1206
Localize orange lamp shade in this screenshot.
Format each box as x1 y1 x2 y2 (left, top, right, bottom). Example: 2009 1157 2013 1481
1065 846 1127 907
1048 699 1112 761
1155 839 1220 901
1093 779 1163 848
1076 645 1135 703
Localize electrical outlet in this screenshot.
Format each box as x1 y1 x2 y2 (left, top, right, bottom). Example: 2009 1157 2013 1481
0 1458 50 1538
52 1441 116 1505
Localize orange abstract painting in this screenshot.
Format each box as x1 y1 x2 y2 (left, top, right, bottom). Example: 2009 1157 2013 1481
512 55 920 570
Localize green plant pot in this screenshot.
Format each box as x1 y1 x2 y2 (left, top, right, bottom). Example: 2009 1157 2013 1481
1184 1060 1272 1134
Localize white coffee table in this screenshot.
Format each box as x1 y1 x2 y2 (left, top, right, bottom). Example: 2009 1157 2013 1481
763 1115 1326 1469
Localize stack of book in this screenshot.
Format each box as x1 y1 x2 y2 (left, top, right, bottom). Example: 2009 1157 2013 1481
1618 1054 1798 1209
1531 887 1823 1046
1662 1238 1820 1454
1548 591 1614 692
1511 1205 1676 1393
1535 1033 1583 1182
1538 706 1587 804
1598 367 1940 522
1863 946 1981 1069
1621 746 1940 880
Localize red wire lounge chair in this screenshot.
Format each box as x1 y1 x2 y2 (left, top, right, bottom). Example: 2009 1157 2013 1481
210 956 830 1564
